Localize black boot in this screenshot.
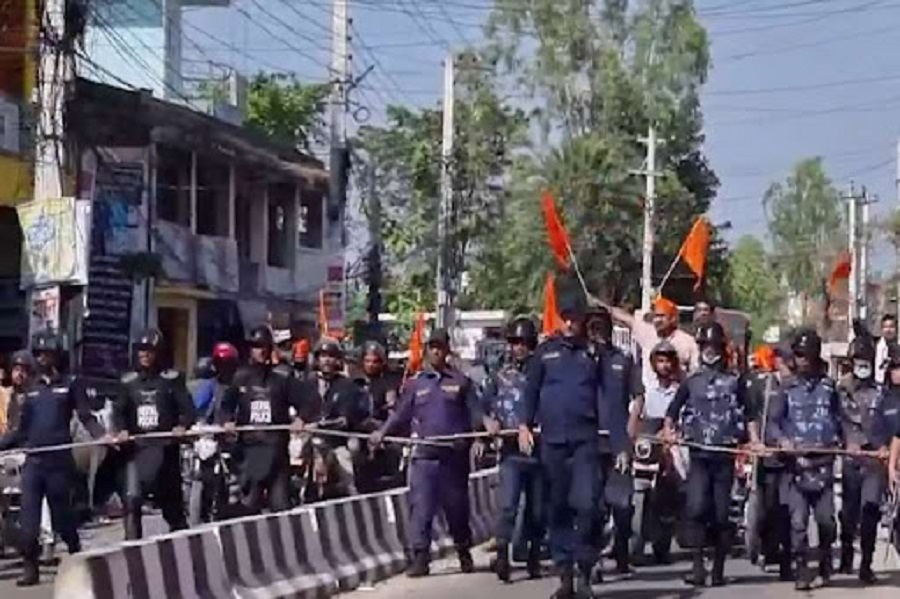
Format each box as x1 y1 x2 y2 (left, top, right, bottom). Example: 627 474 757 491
839 543 854 574
795 557 813 592
406 550 430 578
458 547 474 574
575 567 595 599
711 545 727 587
859 553 877 585
778 553 794 582
495 543 510 583
684 550 707 586
552 567 575 599
16 556 39 587
819 547 833 586
526 542 542 580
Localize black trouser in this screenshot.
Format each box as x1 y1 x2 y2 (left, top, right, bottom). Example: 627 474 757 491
786 478 835 560
496 452 544 547
760 466 791 567
124 445 187 540
598 452 632 564
19 456 80 560
240 444 290 514
685 452 734 551
840 458 886 561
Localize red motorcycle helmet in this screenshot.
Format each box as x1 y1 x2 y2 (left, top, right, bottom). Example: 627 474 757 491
212 342 239 364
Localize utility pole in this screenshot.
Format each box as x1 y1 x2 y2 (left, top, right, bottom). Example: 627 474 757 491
847 183 859 332
437 54 455 330
365 159 382 338
637 126 661 313
329 0 349 333
859 189 876 324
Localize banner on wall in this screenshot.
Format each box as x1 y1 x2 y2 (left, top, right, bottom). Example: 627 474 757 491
18 197 90 287
29 286 60 336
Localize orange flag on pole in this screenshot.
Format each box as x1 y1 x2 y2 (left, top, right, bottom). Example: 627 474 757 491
541 272 566 336
828 251 852 292
318 290 329 336
541 192 572 271
407 311 426 373
679 217 711 290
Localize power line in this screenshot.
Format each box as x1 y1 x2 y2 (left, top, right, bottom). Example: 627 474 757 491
232 0 332 72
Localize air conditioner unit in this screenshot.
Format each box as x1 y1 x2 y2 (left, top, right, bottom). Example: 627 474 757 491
0 95 20 154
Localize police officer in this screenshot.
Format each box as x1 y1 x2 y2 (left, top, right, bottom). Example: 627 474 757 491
220 325 318 514
371 328 482 578
587 307 636 578
114 328 194 539
519 288 612 599
663 322 751 587
838 333 890 583
882 345 900 552
360 340 401 423
745 345 792 580
482 317 543 583
767 328 843 591
297 337 369 493
0 333 106 586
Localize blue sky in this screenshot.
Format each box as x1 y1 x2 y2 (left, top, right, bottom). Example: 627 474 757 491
176 0 900 270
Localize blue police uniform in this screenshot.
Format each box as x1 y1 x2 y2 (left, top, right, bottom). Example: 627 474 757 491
667 366 746 559
595 344 635 570
522 335 602 575
838 378 888 573
767 373 842 579
482 358 544 552
0 373 105 563
381 366 481 564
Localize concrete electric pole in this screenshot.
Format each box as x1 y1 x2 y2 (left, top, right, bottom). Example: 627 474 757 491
437 54 455 330
637 126 661 313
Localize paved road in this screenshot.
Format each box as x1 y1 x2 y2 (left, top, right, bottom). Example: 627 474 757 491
342 547 900 599
0 515 168 599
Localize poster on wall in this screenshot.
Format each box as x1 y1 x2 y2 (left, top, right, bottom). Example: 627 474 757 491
325 259 345 336
17 198 90 287
80 148 146 378
29 286 60 337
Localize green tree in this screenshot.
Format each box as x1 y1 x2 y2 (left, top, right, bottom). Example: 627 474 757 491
764 157 844 317
480 0 728 308
245 73 330 151
727 235 780 332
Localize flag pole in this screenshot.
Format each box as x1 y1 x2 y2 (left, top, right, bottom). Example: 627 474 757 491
563 239 590 297
656 251 681 295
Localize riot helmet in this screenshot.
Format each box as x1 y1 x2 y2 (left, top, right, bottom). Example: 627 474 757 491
10 350 36 371
790 328 822 358
849 334 876 380
505 317 538 349
247 326 274 348
314 336 344 376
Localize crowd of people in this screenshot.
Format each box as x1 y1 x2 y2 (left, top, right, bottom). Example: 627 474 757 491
0 291 898 599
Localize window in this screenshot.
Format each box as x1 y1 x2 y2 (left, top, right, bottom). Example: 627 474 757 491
195 156 230 236
155 146 191 226
299 190 323 249
267 183 294 268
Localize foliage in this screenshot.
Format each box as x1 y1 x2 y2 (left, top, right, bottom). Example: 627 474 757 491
354 56 529 315
764 157 844 301
727 236 780 333
198 73 330 151
475 0 727 308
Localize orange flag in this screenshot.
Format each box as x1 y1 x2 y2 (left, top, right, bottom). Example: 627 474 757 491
318 290 329 336
828 251 852 292
541 191 572 270
541 272 565 336
679 217 711 290
407 311 426 373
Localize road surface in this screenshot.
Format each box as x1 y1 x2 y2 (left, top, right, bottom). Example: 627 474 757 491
342 547 900 599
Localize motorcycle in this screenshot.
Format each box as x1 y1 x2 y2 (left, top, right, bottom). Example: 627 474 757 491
630 419 685 563
0 452 24 558
187 425 240 525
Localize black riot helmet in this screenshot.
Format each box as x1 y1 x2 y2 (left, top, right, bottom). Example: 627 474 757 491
362 340 386 361
31 329 62 354
586 307 614 343
505 317 538 349
134 328 164 351
694 322 727 349
790 328 822 358
10 350 36 371
848 335 876 363
247 325 274 349
314 336 344 358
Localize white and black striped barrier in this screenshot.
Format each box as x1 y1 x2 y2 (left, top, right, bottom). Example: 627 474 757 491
53 468 499 598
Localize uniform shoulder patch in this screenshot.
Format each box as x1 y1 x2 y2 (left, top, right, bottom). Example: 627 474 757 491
161 369 181 380
121 371 139 384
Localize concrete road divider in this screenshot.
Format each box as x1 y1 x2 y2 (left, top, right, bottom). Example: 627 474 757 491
53 468 499 598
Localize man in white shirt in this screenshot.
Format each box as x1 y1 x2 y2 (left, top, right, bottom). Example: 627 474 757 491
875 314 897 384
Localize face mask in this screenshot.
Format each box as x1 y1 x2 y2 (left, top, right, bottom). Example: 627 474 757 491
701 347 722 367
853 363 872 380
